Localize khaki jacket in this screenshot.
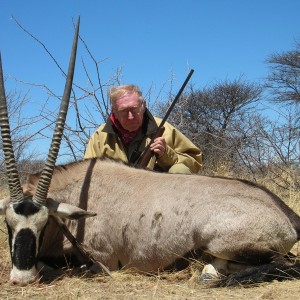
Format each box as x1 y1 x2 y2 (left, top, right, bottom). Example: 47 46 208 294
84 110 202 173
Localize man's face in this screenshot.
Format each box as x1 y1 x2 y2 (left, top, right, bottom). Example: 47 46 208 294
113 92 145 132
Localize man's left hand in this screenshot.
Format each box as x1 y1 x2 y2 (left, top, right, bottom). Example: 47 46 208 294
150 137 167 158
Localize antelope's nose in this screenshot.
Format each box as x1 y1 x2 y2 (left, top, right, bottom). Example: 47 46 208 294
9 277 37 286
9 268 40 285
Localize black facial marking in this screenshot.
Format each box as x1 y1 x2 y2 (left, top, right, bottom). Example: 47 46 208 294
6 221 13 261
13 228 36 270
14 200 41 216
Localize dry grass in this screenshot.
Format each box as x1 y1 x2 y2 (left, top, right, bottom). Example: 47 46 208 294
1 263 300 300
1 257 300 300
1 184 300 299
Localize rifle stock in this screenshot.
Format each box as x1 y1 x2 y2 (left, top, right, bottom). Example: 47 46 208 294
135 69 194 169
136 127 165 169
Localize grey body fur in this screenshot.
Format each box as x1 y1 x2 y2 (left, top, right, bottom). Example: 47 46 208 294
24 158 300 275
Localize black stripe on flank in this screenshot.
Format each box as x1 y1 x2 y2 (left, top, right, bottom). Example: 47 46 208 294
13 228 36 270
231 246 276 265
14 199 41 216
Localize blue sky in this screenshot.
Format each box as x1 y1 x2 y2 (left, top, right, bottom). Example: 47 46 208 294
1 1 300 92
1 0 300 160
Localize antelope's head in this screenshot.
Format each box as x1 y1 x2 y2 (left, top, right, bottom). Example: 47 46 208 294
0 18 91 285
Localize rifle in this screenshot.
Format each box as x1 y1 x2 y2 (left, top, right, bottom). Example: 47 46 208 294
135 69 194 169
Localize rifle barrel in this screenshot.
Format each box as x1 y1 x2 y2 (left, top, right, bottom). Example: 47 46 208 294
159 69 194 128
135 69 194 168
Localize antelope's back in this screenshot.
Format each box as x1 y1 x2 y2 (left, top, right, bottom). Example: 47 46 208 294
23 158 300 271
41 159 300 242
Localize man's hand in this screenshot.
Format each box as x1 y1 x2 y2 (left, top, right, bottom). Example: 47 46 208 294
150 136 167 158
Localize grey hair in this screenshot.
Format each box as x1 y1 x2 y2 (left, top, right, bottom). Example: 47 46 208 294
109 84 144 108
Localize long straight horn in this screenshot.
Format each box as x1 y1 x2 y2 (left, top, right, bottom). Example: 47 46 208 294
33 17 80 206
0 53 24 203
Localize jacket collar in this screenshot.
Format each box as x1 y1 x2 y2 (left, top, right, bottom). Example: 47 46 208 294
102 108 158 136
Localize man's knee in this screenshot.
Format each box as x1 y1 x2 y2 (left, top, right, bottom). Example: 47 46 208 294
168 163 192 174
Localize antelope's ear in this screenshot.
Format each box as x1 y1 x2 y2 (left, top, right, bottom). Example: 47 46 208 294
0 197 10 215
45 198 97 220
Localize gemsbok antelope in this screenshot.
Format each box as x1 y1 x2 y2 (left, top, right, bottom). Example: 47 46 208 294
1 19 300 287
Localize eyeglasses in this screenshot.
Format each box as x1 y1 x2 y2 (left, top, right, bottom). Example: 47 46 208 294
116 105 142 117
